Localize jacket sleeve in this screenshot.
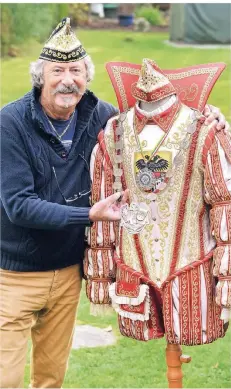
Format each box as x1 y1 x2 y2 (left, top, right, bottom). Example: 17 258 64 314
96 99 118 129
203 126 231 321
84 119 119 315
1 126 92 229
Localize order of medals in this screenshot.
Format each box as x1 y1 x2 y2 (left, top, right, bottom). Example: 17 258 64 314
135 153 170 192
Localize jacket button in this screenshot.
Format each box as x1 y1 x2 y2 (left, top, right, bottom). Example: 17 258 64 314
50 137 55 144
61 152 66 158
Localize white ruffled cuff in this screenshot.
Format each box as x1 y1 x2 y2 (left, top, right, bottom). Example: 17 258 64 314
215 279 231 308
220 307 231 324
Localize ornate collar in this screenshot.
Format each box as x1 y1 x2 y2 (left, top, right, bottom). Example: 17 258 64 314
134 95 182 134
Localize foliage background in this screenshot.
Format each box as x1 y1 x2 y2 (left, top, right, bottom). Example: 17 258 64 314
135 5 165 26
0 3 89 56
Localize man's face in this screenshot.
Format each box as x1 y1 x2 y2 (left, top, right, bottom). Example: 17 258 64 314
41 60 87 110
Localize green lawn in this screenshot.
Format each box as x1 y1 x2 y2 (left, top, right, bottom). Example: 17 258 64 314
1 30 231 121
1 30 231 388
23 288 231 389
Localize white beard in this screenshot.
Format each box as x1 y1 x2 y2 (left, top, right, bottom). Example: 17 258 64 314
62 96 73 109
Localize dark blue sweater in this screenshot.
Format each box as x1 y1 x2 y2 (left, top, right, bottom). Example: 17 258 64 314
0 88 118 271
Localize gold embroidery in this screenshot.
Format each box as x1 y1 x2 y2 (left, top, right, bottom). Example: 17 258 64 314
177 122 214 269
217 131 231 164
174 83 199 102
116 285 140 297
163 281 175 343
40 47 86 61
114 106 200 281
191 266 201 345
112 66 140 111
121 230 143 272
167 67 219 110
132 83 175 103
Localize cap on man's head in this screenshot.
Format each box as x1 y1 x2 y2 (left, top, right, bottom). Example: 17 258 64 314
131 58 176 103
39 17 87 63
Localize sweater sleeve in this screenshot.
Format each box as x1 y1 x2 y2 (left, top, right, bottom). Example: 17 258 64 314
203 126 231 320
1 126 92 230
96 100 118 129
84 119 119 315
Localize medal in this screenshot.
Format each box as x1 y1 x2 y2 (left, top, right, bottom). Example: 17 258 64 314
133 114 171 192
135 155 170 192
136 167 154 191
120 202 150 234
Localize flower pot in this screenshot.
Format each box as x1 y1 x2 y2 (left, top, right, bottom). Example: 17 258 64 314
118 14 134 27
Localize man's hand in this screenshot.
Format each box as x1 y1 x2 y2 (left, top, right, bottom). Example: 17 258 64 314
89 189 129 222
203 104 230 133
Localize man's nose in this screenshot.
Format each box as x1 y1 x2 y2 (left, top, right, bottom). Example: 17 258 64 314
61 71 74 86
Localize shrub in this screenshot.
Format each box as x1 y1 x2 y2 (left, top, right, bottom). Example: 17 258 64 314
69 4 89 27
135 6 164 26
1 4 68 57
1 5 13 56
134 17 151 32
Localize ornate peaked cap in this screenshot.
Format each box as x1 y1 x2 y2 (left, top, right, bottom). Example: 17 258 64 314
131 58 176 102
39 17 87 63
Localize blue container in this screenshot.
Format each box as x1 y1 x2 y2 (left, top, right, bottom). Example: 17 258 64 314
118 15 134 27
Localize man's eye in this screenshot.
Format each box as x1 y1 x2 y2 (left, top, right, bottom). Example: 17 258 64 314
73 69 81 74
53 69 61 74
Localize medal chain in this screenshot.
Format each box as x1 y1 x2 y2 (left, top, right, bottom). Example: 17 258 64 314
112 111 128 192
133 112 178 163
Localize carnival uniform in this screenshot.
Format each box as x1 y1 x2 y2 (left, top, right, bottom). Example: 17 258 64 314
84 59 231 346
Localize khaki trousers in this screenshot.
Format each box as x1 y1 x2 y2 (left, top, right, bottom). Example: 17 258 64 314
0 264 82 388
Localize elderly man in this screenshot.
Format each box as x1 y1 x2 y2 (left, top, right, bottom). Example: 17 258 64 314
0 18 127 389
0 18 227 388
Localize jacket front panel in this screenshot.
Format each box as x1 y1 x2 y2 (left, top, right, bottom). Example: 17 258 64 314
105 105 216 284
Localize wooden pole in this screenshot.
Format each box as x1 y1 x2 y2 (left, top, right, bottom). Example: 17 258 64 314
165 343 191 388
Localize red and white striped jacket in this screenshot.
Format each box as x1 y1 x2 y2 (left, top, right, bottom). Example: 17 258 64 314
84 73 230 347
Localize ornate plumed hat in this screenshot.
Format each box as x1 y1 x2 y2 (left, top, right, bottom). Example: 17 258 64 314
39 17 87 63
131 58 176 103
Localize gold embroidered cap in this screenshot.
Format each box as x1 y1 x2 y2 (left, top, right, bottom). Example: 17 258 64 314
39 17 87 63
131 58 176 102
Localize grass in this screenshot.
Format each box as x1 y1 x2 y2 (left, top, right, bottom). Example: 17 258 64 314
1 30 231 388
23 288 231 389
1 30 231 121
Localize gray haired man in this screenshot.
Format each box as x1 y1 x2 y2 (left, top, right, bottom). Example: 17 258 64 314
0 18 128 388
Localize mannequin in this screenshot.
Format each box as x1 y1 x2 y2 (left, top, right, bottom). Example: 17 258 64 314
84 59 231 387
140 96 172 112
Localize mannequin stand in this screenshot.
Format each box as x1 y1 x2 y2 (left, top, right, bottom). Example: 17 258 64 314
165 343 191 388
